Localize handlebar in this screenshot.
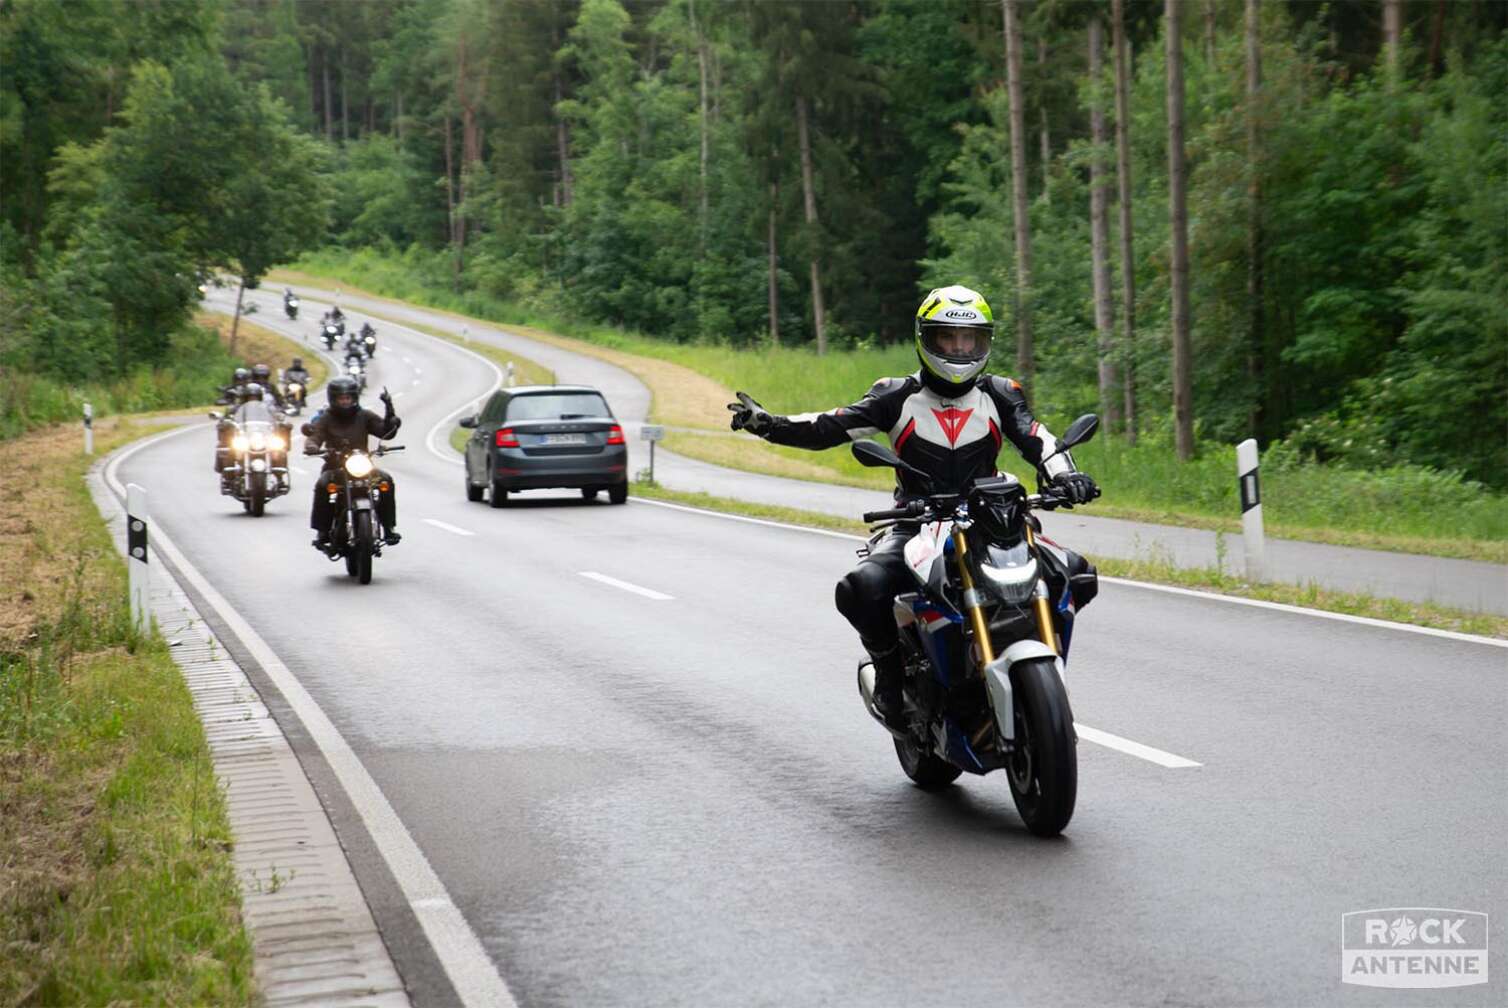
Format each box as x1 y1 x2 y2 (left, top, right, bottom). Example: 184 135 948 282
861 501 926 523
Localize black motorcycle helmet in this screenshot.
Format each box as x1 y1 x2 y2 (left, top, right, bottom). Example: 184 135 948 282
243 382 265 401
327 375 361 418
291 357 303 369
251 363 272 385
233 366 251 385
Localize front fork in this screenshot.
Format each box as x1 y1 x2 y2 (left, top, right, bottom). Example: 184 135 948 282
954 527 1060 669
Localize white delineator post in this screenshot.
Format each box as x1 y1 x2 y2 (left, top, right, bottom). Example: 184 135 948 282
505 361 516 387
127 483 150 632
641 424 665 483
1236 438 1265 581
83 402 93 455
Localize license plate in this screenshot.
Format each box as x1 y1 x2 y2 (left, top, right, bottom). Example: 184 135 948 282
543 433 587 445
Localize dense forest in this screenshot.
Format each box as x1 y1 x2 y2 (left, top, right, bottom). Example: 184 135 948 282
2 0 1504 485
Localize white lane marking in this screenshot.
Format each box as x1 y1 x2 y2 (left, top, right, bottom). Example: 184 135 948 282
578 571 674 601
423 518 475 537
414 368 422 376
1074 724 1202 768
104 425 519 1008
627 498 1508 649
412 379 421 386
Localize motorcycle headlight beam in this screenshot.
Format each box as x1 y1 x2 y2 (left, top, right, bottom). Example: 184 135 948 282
267 434 286 451
231 434 249 451
977 557 1038 604
344 454 375 478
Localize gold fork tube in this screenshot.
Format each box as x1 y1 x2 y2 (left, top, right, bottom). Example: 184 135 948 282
1024 524 1060 652
951 531 997 666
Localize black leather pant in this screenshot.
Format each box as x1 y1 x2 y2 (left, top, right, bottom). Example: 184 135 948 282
310 470 397 534
833 525 916 655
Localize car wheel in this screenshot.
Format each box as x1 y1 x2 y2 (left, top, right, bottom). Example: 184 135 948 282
490 483 508 508
580 487 599 501
466 475 484 502
608 480 628 505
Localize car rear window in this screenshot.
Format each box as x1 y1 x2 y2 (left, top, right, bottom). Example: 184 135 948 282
505 392 611 420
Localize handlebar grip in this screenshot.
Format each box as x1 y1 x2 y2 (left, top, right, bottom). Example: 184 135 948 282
862 502 924 523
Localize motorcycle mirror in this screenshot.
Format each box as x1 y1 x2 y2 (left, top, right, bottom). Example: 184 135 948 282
207 411 222 420
851 439 932 483
1058 413 1100 450
851 439 902 469
458 415 478 429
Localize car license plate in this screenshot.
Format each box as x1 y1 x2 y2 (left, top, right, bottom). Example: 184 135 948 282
544 433 587 445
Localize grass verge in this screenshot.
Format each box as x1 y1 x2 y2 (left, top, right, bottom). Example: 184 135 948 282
0 418 255 1006
275 258 1507 563
629 478 1508 639
197 311 331 393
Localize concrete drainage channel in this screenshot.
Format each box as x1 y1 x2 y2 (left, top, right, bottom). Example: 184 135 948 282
87 457 411 1008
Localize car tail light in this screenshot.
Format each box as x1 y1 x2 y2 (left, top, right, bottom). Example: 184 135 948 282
606 425 625 445
495 428 520 448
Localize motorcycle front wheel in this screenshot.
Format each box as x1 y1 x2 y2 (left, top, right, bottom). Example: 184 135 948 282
353 511 374 584
1005 658 1077 836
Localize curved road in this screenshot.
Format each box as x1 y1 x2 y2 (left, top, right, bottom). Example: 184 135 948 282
111 287 1505 1006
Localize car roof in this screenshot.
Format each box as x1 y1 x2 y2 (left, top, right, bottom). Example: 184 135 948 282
502 385 603 396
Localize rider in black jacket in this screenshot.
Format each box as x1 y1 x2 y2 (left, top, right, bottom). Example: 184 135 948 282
728 284 1099 727
302 376 403 549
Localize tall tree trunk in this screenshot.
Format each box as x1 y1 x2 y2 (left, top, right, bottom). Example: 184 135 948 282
1087 16 1121 433
1383 0 1402 83
1426 0 1445 76
1204 0 1218 63
1112 0 1138 442
1246 0 1264 438
321 46 332 140
340 44 349 142
1037 35 1050 177
1002 0 1035 390
693 3 710 253
768 174 780 347
795 94 826 355
552 19 573 208
230 278 246 356
443 113 458 279
1166 0 1194 460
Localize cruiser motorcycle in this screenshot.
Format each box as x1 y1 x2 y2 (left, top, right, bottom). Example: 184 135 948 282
210 402 291 517
284 292 300 320
308 443 403 585
851 414 1101 836
281 376 307 415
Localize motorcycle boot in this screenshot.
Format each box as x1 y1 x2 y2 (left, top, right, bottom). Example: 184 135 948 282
868 642 908 731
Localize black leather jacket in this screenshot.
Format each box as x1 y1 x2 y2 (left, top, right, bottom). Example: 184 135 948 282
762 371 1074 499
303 405 400 465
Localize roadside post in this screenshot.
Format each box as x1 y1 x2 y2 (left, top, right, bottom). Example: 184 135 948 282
506 361 516 387
83 402 93 455
126 483 150 632
641 424 665 484
1236 438 1265 581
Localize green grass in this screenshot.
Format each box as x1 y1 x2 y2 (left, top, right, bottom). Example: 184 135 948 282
629 478 1508 639
1 419 254 1006
284 247 1508 563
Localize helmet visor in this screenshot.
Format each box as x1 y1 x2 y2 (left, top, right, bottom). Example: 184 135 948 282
920 324 992 364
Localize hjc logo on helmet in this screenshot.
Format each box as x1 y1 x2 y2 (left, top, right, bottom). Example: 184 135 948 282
943 309 979 320
1340 908 1488 988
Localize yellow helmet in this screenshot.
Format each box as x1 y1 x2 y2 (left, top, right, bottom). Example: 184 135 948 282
914 285 994 394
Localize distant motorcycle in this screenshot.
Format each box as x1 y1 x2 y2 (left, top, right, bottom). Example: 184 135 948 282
343 354 367 391
849 414 1101 837
359 323 378 357
320 322 340 350
210 401 291 517
281 377 307 415
284 292 300 320
308 442 404 584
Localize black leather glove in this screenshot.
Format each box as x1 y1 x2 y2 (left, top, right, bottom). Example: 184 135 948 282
379 386 394 413
727 391 774 436
1052 471 1100 505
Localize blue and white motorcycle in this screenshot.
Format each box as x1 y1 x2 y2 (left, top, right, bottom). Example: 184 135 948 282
851 414 1101 836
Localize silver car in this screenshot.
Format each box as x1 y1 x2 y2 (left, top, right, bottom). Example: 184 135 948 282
460 385 629 507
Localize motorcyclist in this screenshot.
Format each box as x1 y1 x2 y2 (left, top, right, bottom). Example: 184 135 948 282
214 367 252 472
359 321 377 354
283 357 311 408
727 285 1099 728
251 363 287 409
217 366 252 406
302 376 402 549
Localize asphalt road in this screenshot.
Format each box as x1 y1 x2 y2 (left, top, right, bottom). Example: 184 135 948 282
117 288 1506 1006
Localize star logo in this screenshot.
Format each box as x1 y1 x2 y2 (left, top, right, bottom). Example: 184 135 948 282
931 407 974 446
1389 917 1418 947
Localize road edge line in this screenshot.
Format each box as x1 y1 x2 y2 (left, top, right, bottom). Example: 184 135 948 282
100 423 518 1008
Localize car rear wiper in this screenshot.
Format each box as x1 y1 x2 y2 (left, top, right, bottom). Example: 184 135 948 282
559 413 591 419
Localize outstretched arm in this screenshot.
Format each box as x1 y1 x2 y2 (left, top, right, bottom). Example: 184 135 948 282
728 379 904 451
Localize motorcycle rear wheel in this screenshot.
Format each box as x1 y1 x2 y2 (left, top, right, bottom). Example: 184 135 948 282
893 736 962 791
1005 658 1077 836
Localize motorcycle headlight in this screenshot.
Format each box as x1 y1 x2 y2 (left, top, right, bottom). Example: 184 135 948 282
344 453 374 478
231 434 249 451
976 542 1038 604
288 383 302 393
289 298 299 307
250 458 267 472
267 434 286 451
249 433 266 450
